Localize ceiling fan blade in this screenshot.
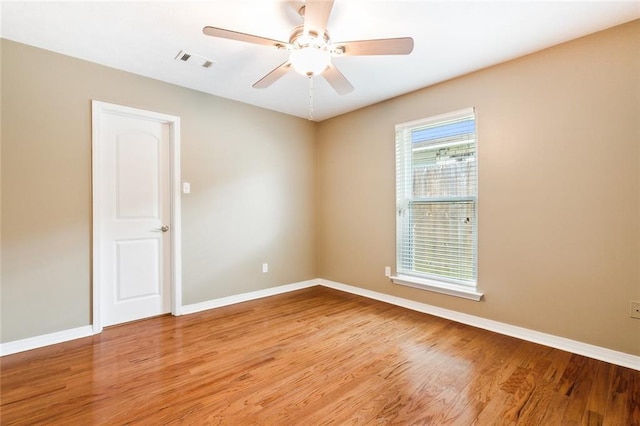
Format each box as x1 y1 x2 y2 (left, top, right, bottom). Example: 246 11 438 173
303 0 334 36
322 63 354 95
253 61 292 89
203 26 286 48
335 37 414 56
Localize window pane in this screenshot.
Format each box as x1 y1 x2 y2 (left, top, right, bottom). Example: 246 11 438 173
411 117 475 145
412 144 476 198
407 201 476 282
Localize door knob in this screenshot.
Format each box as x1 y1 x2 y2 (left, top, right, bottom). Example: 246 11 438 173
153 225 169 232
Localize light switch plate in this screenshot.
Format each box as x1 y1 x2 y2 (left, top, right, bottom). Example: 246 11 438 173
182 182 191 194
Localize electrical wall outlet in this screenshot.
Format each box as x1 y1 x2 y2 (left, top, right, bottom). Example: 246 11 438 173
631 301 640 319
385 266 391 277
262 263 268 273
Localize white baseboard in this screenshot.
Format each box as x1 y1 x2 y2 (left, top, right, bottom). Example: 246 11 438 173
0 325 94 357
319 279 640 371
3 278 638 371
181 279 320 315
0 280 320 357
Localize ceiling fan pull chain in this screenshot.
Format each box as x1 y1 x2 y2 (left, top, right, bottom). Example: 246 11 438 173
308 76 314 121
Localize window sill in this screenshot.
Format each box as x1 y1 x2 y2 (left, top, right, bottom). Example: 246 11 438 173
390 275 484 301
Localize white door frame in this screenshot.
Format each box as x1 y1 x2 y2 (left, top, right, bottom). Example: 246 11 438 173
91 100 182 334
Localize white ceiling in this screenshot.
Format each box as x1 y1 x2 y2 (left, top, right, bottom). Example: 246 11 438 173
1 1 638 121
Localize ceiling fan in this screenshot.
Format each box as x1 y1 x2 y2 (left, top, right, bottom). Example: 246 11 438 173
202 0 414 95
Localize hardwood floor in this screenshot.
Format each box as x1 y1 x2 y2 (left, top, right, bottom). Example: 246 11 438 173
1 286 639 425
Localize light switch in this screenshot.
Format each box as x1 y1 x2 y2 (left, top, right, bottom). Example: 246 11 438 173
182 182 191 194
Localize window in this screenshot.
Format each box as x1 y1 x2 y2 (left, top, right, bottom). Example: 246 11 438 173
394 108 482 300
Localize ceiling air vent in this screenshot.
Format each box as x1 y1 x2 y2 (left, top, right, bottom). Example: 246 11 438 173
174 50 214 69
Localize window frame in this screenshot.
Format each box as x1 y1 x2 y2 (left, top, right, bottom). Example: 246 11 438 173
393 107 483 301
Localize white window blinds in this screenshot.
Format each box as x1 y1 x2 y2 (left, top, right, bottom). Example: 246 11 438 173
395 107 477 287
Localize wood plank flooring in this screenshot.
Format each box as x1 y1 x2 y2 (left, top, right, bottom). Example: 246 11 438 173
1 286 639 425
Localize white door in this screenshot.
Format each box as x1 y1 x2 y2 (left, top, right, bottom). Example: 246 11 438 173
95 107 172 327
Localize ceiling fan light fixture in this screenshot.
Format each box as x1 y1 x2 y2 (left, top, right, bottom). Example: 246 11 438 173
288 28 332 76
290 46 331 76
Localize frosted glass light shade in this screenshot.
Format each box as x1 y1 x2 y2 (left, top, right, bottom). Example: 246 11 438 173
290 47 331 76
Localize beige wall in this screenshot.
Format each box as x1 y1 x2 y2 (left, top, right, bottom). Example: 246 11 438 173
317 21 640 355
2 21 639 356
0 40 317 342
